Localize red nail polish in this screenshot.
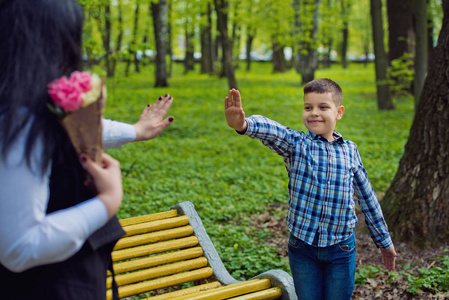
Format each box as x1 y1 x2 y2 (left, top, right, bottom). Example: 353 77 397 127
158 96 162 100
169 117 174 122
80 156 87 162
165 94 169 97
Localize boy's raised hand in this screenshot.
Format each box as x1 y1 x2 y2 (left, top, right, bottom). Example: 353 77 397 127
225 89 247 132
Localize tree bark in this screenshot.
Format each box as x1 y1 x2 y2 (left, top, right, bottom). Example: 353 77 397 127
214 0 238 89
382 4 449 248
370 0 394 110
200 2 213 74
110 0 123 77
126 2 140 76
341 0 349 69
152 0 168 87
387 0 415 63
184 29 195 73
272 42 286 73
294 0 320 84
246 34 254 71
413 0 428 104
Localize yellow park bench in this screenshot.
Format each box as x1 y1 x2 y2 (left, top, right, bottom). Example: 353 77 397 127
107 201 297 300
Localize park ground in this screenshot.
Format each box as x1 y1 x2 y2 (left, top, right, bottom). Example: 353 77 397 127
251 201 449 299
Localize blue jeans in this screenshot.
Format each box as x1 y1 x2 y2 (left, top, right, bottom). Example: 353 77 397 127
288 233 356 300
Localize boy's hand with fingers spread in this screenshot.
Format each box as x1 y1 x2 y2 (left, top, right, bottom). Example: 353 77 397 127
225 89 247 132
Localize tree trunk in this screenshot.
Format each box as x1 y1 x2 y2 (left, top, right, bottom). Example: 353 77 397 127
413 0 428 104
382 4 449 248
295 0 320 84
184 29 195 73
387 0 415 63
272 42 286 73
200 2 213 74
232 3 241 70
370 0 394 110
167 0 173 77
126 3 140 76
111 0 123 77
341 0 350 69
98 0 113 77
246 34 254 71
214 0 238 89
152 0 168 87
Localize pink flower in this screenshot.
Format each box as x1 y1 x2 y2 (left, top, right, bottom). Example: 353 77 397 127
48 76 83 112
70 71 91 93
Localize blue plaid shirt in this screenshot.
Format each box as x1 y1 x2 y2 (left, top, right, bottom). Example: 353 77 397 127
244 115 393 249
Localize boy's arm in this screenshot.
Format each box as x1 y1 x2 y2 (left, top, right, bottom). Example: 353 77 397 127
352 145 396 270
225 89 247 132
224 89 297 157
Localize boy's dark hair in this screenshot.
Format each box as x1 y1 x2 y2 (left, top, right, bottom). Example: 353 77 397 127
0 0 84 175
303 78 343 106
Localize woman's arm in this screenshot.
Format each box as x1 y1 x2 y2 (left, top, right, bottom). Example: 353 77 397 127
0 125 108 272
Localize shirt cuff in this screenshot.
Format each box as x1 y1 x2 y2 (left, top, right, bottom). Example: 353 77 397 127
73 198 108 235
376 235 393 250
102 119 137 150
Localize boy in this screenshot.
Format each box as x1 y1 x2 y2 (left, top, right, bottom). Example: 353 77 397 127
224 79 396 300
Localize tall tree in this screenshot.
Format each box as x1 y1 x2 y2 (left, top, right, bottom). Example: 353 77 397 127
382 3 449 249
214 0 238 89
294 0 320 84
152 0 169 87
370 0 394 110
110 0 123 77
414 0 428 104
200 1 214 74
125 1 141 76
387 0 415 63
340 0 351 69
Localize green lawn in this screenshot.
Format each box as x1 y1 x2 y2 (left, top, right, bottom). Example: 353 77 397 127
101 61 415 279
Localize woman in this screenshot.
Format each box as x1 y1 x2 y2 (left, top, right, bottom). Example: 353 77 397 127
0 0 173 298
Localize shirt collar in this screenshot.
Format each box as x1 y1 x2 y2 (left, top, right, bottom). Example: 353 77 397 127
306 130 344 144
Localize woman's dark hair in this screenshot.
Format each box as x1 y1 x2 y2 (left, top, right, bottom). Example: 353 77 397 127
0 0 84 174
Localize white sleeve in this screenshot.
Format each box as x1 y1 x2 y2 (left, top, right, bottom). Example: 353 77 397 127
0 123 108 273
102 119 136 150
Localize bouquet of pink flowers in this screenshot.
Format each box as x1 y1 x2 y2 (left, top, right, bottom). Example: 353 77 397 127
48 71 105 164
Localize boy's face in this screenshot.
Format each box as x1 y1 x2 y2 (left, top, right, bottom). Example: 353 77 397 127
302 92 344 142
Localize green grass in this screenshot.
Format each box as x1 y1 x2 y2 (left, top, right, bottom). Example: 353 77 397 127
100 61 415 279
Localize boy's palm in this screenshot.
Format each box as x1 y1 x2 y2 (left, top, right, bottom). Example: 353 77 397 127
225 89 246 131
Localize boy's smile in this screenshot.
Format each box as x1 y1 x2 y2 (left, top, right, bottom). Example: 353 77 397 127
303 92 344 142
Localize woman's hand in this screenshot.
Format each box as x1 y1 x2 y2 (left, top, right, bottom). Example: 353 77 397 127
133 94 174 142
80 153 123 220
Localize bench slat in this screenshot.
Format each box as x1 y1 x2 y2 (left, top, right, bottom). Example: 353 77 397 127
119 210 178 227
106 267 214 300
107 257 209 289
112 236 199 262
228 287 283 300
168 278 272 300
112 247 203 275
114 225 194 250
147 281 222 300
123 215 190 236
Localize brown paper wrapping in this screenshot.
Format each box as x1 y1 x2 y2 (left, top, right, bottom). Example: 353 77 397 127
61 81 105 164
